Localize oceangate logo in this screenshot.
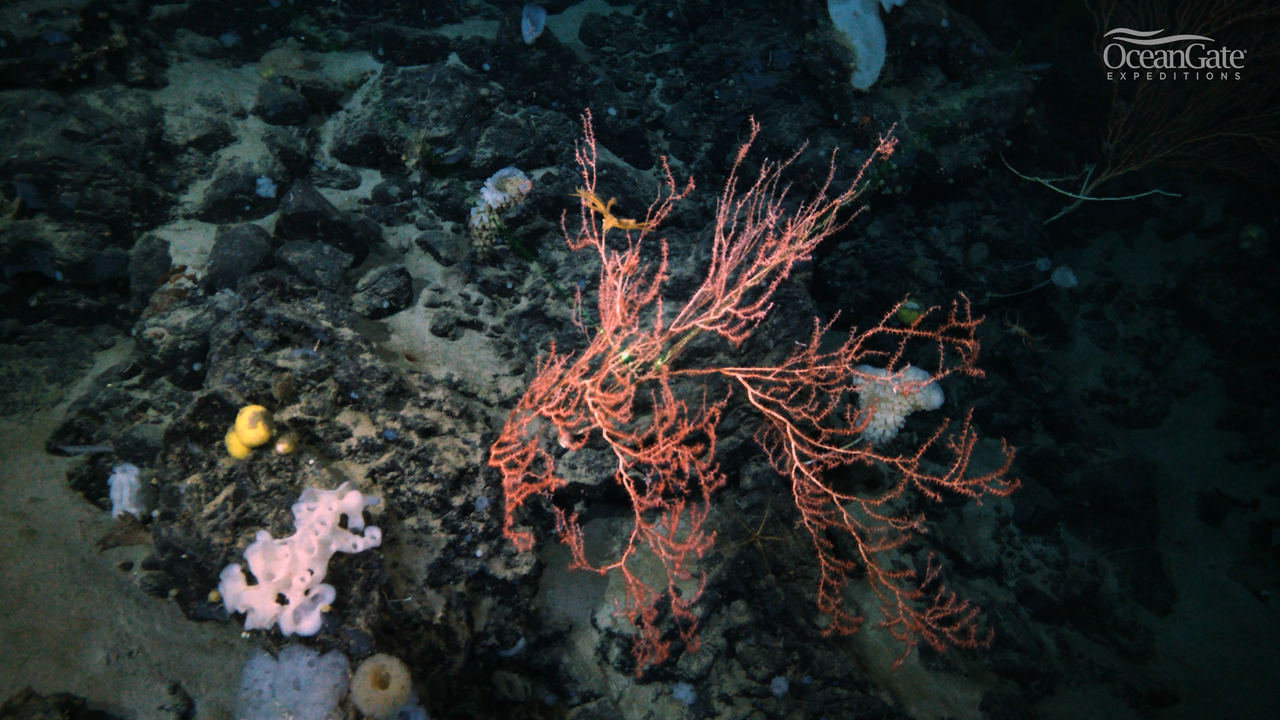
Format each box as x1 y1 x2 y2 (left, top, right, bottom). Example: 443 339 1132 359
1102 28 1246 80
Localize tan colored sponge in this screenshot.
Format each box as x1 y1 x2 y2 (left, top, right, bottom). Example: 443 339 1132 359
350 654 412 720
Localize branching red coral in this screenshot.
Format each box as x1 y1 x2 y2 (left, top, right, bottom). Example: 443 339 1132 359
489 111 1017 673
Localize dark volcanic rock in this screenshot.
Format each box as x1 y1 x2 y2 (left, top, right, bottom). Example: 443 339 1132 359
0 88 169 232
205 224 273 291
254 81 311 126
352 264 413 319
275 241 352 289
128 233 173 308
274 180 379 265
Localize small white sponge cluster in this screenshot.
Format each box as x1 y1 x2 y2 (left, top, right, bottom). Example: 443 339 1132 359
219 482 382 636
468 167 532 256
853 364 944 444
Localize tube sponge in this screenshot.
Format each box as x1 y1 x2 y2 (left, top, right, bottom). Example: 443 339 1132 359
350 654 413 720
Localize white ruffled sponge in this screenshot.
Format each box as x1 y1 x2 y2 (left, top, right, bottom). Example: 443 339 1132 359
853 364 944 444
219 482 382 636
469 167 532 255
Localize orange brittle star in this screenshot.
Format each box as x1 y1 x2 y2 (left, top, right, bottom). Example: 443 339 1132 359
572 188 654 234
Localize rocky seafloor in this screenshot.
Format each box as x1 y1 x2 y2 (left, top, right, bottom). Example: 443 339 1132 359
2 2 1277 720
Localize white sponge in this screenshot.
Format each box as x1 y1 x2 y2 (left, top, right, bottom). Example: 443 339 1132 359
853 364 944 444
237 645 350 720
827 0 908 90
108 463 144 519
219 482 382 636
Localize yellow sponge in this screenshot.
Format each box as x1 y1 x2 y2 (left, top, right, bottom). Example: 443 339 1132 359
234 405 273 448
225 428 251 459
350 654 412 720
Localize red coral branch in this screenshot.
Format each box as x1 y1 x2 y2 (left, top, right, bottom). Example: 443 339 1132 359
489 111 1016 673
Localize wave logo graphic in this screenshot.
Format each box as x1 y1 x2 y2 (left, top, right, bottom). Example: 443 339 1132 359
1102 27 1246 76
1104 28 1213 46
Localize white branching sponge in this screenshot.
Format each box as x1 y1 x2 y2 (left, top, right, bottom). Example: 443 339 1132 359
218 482 382 636
853 364 944 444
